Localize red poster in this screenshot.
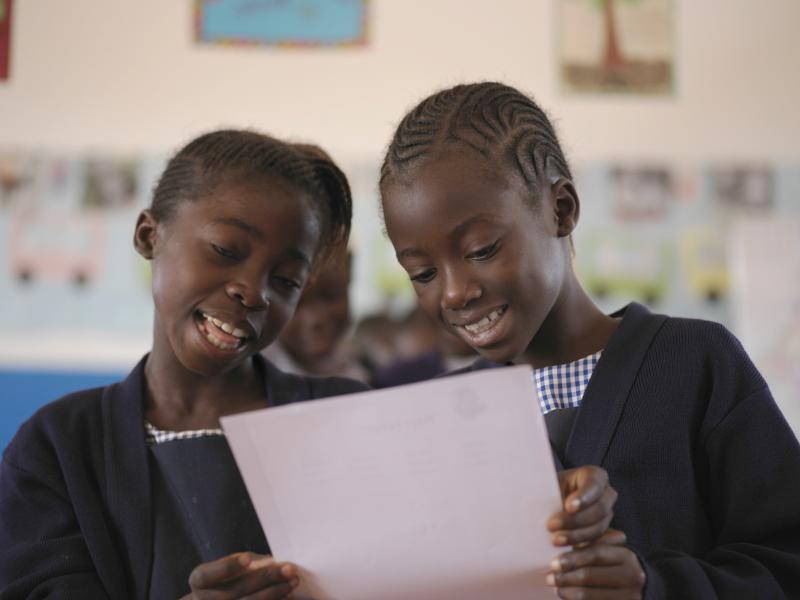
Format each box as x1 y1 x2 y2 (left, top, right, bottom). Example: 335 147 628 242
0 0 12 80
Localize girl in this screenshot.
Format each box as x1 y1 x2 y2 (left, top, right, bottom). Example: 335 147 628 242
0 129 614 598
379 82 800 599
0 130 364 599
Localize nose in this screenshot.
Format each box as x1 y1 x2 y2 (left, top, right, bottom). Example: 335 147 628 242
440 267 482 311
226 277 269 311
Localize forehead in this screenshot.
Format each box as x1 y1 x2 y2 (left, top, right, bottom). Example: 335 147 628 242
382 150 533 239
175 173 321 250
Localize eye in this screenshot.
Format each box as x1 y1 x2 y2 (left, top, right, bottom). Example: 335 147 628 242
273 275 303 291
410 268 436 284
211 243 239 260
467 241 499 261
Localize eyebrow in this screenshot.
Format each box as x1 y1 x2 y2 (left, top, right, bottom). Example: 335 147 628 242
212 217 265 240
212 217 311 265
395 213 500 261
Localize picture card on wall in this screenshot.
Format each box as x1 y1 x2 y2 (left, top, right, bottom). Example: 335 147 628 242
195 0 368 47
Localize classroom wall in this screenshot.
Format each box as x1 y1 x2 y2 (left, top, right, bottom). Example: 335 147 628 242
1 0 799 448
1 0 799 164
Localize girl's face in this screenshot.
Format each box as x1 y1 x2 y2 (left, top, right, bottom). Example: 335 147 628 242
382 150 571 364
137 173 320 376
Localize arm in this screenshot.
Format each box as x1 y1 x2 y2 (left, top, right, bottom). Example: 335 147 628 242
0 458 110 598
639 387 800 599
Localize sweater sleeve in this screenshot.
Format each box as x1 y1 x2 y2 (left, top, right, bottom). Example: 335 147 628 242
0 451 110 598
641 386 800 599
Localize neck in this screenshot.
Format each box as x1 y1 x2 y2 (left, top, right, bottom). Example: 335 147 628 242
144 331 263 430
520 272 619 369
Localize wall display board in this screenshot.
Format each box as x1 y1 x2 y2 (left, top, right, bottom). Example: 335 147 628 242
194 0 368 47
557 0 674 94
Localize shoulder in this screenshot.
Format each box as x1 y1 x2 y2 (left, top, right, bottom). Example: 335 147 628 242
258 354 369 404
306 374 370 398
2 385 108 475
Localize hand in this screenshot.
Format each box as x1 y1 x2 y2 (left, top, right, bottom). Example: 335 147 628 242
547 529 646 599
548 466 617 547
182 552 299 599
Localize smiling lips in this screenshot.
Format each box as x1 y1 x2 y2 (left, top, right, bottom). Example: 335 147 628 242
197 312 250 351
451 304 508 346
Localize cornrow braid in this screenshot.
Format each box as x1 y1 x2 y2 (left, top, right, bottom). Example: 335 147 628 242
380 82 572 198
151 130 352 264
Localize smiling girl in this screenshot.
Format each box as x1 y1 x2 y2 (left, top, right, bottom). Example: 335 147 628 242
379 82 800 599
0 130 365 599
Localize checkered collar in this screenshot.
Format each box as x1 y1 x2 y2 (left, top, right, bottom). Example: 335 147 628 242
534 350 603 415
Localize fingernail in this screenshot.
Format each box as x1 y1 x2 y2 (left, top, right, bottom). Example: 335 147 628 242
549 557 562 572
239 554 251 567
548 517 563 530
568 498 581 512
280 564 296 577
545 573 556 586
552 534 568 546
290 576 300 588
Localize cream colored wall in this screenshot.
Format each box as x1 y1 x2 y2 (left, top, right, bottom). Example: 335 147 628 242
1 0 799 164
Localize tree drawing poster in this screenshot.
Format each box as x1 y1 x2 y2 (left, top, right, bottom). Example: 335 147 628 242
558 0 674 95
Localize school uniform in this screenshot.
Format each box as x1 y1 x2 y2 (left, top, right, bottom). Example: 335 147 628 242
459 302 800 599
0 354 367 599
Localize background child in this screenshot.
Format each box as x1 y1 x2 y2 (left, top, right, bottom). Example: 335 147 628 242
264 247 369 382
379 82 800 599
0 128 616 598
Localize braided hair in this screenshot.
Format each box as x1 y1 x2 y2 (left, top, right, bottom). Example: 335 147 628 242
151 129 352 264
380 82 572 202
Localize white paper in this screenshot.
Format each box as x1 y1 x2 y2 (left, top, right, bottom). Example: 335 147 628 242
222 365 561 600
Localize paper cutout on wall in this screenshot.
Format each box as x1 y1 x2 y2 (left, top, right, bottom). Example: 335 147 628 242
9 210 106 287
578 232 672 305
558 0 674 95
711 167 773 215
611 167 672 220
679 227 729 303
195 0 368 47
83 159 138 209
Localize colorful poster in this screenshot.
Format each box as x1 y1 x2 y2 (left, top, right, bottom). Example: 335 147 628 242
195 0 368 47
558 0 674 95
0 0 12 80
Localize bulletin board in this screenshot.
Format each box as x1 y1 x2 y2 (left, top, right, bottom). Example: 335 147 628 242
194 0 369 47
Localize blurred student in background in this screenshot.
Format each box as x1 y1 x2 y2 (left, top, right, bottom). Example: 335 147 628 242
263 249 369 382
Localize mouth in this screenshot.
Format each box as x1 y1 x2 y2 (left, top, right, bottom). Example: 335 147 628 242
194 311 252 352
450 304 508 348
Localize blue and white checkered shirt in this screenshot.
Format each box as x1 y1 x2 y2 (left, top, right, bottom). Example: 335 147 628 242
534 350 602 415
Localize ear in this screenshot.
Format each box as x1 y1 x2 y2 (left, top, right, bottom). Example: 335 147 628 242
133 209 159 259
549 177 580 238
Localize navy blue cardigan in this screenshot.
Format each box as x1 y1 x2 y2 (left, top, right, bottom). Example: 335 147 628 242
0 355 367 599
460 303 800 598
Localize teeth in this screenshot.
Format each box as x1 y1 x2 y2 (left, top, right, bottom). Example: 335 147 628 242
463 307 506 335
204 314 248 339
197 319 241 350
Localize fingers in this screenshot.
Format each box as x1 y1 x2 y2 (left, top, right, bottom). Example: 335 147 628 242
547 544 646 599
222 562 298 598
548 495 616 547
189 553 257 589
556 587 642 600
558 466 609 513
188 552 299 599
550 467 618 547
